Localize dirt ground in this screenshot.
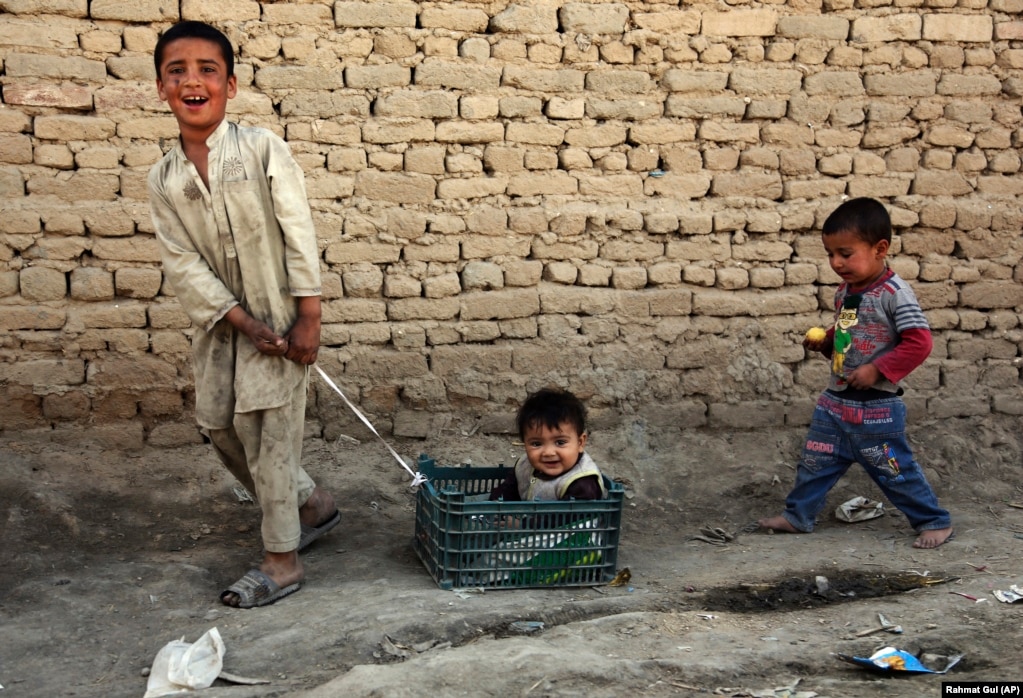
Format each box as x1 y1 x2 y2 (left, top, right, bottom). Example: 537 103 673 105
2 411 1022 698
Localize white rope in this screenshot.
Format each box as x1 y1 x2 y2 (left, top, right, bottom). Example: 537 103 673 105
314 365 427 488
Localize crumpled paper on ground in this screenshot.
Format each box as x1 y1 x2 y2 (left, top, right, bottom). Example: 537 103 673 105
144 627 225 698
835 496 884 523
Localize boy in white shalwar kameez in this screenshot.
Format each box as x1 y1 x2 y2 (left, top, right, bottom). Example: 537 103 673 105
148 21 339 608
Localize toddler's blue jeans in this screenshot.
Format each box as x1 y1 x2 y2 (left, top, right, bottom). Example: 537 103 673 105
782 391 952 533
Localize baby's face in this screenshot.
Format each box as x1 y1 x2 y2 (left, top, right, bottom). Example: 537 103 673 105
522 421 587 478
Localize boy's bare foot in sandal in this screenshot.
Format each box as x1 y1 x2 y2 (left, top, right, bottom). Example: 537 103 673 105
298 487 340 550
221 551 305 608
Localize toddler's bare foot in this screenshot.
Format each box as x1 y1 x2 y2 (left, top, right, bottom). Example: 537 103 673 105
912 527 954 549
757 515 801 534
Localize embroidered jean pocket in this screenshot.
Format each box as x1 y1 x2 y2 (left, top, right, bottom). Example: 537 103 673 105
801 417 840 473
855 431 906 481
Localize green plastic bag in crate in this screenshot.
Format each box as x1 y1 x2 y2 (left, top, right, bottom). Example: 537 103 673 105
461 517 604 587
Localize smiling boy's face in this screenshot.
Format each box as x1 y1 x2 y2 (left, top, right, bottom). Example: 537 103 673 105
157 37 236 143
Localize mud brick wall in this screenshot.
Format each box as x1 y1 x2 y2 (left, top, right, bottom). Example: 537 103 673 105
1 0 1021 447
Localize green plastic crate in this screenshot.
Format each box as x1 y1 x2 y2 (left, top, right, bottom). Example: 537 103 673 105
412 454 624 590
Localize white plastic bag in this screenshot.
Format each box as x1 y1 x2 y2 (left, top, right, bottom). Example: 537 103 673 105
144 627 224 698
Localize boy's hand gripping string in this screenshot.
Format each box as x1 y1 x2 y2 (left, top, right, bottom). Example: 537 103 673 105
314 365 427 488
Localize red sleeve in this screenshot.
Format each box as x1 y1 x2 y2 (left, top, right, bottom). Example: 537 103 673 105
872 327 932 384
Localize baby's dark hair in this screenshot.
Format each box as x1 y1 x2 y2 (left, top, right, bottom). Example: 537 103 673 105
517 388 587 440
154 21 234 78
822 197 891 246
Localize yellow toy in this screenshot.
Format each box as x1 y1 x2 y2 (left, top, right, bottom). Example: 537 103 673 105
805 327 827 342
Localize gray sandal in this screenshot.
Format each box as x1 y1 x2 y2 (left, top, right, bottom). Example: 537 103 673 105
299 509 341 552
221 569 301 608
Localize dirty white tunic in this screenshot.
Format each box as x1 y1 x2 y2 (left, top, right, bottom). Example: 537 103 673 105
148 120 321 429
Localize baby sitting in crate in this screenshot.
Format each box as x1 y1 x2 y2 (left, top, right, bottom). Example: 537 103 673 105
489 388 607 502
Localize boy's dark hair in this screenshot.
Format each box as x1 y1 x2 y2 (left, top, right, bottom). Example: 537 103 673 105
822 197 891 246
154 21 234 78
517 388 587 439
